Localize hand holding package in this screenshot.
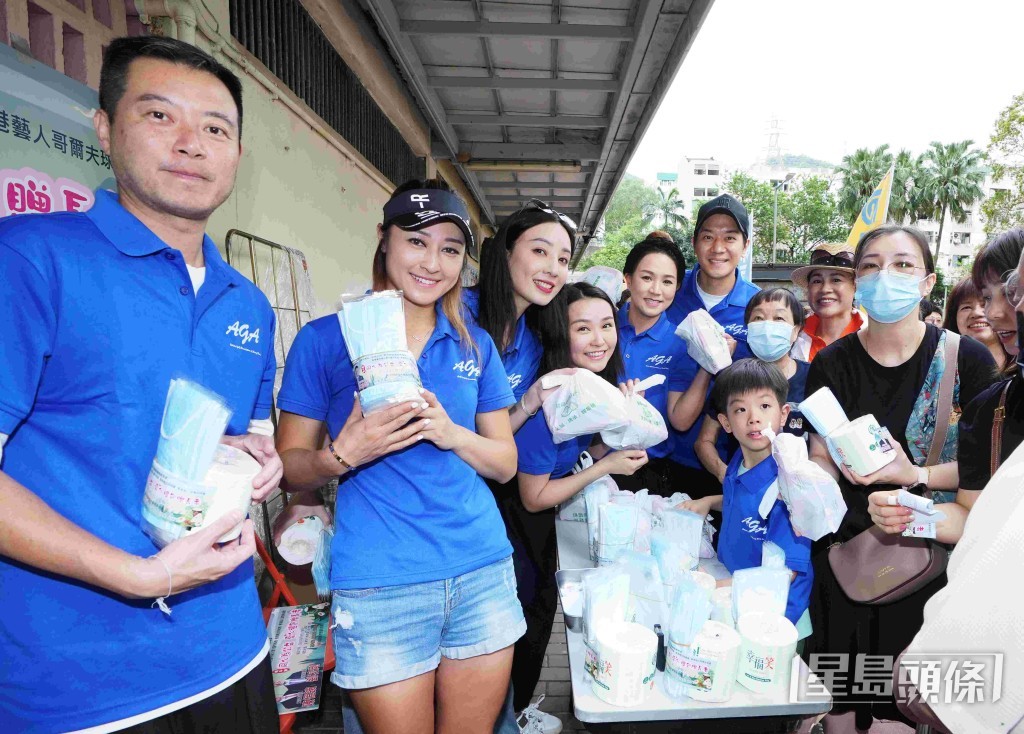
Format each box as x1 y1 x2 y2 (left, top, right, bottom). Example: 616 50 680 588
338 290 423 415
674 309 732 374
542 369 630 443
601 375 669 450
762 427 847 541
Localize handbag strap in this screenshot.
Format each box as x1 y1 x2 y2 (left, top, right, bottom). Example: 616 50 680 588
991 381 1011 476
926 331 960 467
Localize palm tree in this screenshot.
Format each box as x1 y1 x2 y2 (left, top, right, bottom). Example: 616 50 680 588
836 145 893 224
644 186 689 230
888 149 926 224
918 141 987 262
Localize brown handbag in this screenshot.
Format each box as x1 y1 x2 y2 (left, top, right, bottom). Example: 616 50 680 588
827 332 958 605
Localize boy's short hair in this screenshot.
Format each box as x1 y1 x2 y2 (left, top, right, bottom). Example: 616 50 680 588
710 358 789 416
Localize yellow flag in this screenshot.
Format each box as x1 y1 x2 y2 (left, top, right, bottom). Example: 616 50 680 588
847 165 895 248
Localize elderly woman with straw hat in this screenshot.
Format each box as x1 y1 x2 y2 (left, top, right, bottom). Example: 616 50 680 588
790 241 865 361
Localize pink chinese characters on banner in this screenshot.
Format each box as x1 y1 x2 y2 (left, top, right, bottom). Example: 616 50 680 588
1 167 95 217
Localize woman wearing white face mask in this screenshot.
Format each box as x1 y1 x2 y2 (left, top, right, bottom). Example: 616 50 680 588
803 225 997 731
689 288 810 489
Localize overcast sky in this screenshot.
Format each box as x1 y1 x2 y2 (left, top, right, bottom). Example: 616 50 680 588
626 0 1024 178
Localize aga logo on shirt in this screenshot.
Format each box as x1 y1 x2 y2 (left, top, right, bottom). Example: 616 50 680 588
226 320 261 356
507 372 523 390
723 323 748 338
453 359 482 380
645 354 672 369
741 516 768 537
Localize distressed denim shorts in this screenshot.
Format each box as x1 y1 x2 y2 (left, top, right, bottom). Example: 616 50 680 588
330 555 526 690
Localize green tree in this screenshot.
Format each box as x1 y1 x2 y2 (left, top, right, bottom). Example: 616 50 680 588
602 174 658 233
889 149 927 224
723 172 789 262
644 186 689 231
982 91 1024 234
917 140 987 262
836 145 892 224
783 176 848 258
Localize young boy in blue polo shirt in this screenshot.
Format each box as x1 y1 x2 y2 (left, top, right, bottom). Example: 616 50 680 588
689 359 812 631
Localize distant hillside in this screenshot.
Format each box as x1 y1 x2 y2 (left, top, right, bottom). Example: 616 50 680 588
781 153 835 169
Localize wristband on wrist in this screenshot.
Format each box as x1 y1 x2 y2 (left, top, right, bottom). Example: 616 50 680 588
328 442 355 472
917 466 929 487
520 393 539 418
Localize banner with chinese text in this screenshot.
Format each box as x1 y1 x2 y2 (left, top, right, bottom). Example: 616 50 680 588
0 43 113 218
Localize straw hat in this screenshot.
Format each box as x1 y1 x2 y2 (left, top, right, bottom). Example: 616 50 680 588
791 242 856 288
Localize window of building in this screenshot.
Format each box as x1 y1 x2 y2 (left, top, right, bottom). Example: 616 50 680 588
707 168 720 176
694 167 705 175
707 188 719 197
693 188 706 197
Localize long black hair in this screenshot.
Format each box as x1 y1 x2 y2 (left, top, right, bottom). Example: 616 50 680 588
477 207 573 374
543 282 625 386
972 228 1024 289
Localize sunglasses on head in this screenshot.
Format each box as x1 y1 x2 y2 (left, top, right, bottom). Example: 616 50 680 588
809 250 855 269
523 198 579 234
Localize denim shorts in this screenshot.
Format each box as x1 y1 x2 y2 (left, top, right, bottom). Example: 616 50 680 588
330 555 526 689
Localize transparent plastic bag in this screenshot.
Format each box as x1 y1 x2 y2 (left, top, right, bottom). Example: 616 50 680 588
763 428 847 541
542 370 629 444
337 291 422 415
601 376 669 451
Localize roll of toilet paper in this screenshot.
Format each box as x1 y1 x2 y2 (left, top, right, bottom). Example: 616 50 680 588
736 612 798 693
680 620 741 702
278 515 326 565
586 621 658 707
142 444 260 547
829 414 896 476
710 587 734 628
195 444 260 542
799 387 849 437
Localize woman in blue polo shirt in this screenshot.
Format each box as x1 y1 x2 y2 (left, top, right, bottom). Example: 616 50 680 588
462 201 577 719
692 287 811 484
508 282 649 708
617 234 718 496
276 179 522 733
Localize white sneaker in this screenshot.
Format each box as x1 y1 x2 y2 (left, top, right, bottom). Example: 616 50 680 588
517 695 563 734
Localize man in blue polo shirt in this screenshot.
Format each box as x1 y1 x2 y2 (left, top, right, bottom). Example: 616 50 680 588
0 37 283 733
665 194 760 501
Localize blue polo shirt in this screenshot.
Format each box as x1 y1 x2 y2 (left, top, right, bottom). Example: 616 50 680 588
515 412 590 479
462 287 544 400
718 452 812 624
667 266 760 468
278 305 515 589
0 190 276 733
617 306 700 459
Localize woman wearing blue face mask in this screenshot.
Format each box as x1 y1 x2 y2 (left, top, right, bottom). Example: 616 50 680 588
688 287 810 495
802 225 998 731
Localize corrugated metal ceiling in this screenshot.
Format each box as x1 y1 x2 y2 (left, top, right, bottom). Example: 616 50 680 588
362 0 715 259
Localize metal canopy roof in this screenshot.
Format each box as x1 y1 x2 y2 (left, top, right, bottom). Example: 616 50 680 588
362 0 714 260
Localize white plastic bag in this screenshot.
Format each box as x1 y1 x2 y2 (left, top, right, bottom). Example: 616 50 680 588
762 428 847 541
601 375 669 451
674 309 732 375
542 370 630 444
580 265 624 304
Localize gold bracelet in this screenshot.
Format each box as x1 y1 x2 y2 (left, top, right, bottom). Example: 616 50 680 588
328 442 354 472
520 393 538 418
